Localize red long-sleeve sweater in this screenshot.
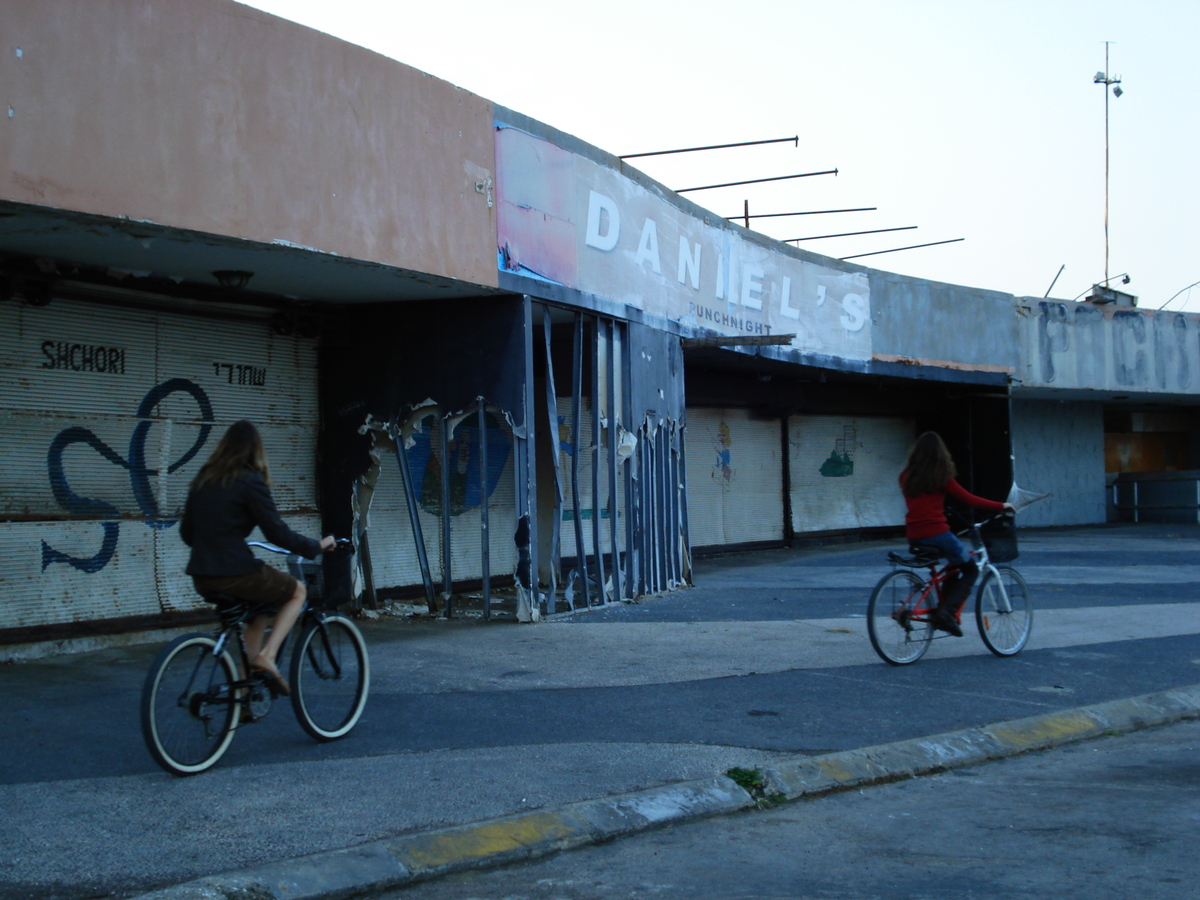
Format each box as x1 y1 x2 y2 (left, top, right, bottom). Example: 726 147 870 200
902 476 1005 541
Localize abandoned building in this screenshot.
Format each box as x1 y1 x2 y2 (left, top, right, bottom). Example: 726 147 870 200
3 0 1198 648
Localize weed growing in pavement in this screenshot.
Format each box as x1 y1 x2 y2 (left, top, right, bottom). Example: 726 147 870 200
726 767 787 809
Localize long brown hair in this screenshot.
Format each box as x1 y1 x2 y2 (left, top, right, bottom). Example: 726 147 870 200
191 420 271 490
900 431 956 497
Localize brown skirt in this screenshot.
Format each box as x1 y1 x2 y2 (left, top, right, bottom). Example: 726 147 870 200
193 563 297 608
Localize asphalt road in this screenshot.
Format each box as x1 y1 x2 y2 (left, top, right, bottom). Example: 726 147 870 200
383 716 1200 900
2 522 1198 899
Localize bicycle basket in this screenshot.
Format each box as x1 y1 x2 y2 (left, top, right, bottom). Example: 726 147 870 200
287 556 326 602
980 516 1019 562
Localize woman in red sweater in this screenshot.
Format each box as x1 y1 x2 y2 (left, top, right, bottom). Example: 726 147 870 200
899 432 1014 636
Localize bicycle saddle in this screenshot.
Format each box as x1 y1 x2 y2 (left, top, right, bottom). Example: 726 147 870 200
887 547 941 568
200 592 241 608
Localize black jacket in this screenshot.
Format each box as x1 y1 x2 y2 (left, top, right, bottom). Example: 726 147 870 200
180 469 321 576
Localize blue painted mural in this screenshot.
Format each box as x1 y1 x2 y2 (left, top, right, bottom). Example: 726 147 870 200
405 411 511 516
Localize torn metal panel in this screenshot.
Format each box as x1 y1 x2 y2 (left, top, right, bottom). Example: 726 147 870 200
606 319 625 601
540 307 563 611
477 397 492 618
439 416 453 615
515 295 540 622
353 405 520 616
356 421 437 613
571 313 592 608
526 303 699 614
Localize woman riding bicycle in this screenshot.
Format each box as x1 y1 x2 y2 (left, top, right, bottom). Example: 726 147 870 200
899 431 1014 637
180 419 334 696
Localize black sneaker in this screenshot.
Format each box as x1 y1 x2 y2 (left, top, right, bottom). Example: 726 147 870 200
930 609 963 637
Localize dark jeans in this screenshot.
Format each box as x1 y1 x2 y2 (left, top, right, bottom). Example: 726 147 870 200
913 530 978 611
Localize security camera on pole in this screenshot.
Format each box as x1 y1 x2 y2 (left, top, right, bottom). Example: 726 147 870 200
1093 43 1123 287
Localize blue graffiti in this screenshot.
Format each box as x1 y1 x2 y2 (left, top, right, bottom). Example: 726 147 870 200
405 411 511 516
42 379 214 573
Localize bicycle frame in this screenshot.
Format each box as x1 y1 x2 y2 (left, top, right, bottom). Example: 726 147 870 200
898 523 1014 628
960 522 1016 616
869 512 1031 665
143 537 367 775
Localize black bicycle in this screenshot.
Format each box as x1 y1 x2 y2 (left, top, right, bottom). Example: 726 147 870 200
141 540 369 776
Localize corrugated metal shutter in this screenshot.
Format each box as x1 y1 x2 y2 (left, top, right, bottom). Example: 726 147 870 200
364 410 519 590
788 415 913 532
685 407 784 547
0 296 319 631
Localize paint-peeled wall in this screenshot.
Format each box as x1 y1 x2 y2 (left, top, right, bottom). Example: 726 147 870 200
0 0 497 287
869 272 1018 376
1011 399 1106 526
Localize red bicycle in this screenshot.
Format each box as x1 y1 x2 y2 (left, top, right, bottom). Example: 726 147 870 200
867 516 1033 665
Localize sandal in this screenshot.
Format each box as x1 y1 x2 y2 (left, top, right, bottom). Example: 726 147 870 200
249 657 291 696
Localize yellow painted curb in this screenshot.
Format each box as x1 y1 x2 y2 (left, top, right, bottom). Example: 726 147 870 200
987 710 1102 749
389 809 589 872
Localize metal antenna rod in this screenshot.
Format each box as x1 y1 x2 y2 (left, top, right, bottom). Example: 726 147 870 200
1044 264 1066 298
675 169 837 194
839 238 964 261
725 207 877 221
788 226 917 243
619 136 798 160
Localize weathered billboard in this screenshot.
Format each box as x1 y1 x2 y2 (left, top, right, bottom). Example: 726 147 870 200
495 124 872 362
1019 300 1200 394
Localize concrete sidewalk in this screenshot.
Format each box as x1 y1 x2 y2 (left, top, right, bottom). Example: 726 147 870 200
4 522 1200 900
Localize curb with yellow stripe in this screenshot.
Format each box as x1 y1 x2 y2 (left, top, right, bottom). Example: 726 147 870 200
134 684 1200 900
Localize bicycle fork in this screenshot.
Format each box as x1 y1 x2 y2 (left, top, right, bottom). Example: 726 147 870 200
983 563 1014 613
306 616 343 680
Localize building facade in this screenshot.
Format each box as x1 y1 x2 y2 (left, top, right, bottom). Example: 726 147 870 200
2 0 1197 646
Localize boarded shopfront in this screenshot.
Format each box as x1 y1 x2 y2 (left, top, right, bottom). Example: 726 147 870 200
0 293 320 638
685 407 783 550
787 415 913 533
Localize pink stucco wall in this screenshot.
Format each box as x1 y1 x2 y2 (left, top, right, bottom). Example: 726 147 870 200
0 0 498 288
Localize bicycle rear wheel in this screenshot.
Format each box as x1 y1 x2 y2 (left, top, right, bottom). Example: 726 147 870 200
975 565 1033 656
290 612 370 741
141 633 239 776
867 569 933 665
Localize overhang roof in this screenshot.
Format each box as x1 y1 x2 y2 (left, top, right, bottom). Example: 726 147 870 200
0 200 502 306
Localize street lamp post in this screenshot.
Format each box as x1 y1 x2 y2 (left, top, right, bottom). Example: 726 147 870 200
1094 43 1123 285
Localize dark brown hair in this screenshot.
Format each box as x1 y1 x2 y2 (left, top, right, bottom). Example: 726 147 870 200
900 431 956 497
191 419 271 490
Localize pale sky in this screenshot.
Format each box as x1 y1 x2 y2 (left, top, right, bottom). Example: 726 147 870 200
242 0 1200 312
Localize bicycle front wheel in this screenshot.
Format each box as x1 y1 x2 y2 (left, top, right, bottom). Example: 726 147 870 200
975 565 1033 657
290 612 370 741
141 633 239 776
867 569 933 665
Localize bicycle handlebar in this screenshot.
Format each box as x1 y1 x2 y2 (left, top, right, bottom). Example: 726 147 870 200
247 538 351 554
949 508 1013 536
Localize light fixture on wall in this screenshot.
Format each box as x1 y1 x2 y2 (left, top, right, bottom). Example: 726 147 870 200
212 269 254 290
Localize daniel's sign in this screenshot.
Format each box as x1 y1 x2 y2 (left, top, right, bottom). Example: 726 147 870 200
495 124 871 362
